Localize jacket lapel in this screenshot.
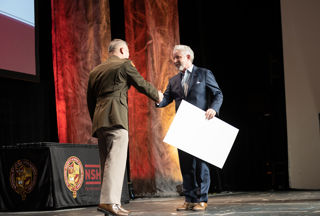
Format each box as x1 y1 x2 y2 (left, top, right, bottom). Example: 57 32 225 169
187 66 199 95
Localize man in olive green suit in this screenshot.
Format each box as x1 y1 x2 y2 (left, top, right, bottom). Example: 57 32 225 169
87 39 163 216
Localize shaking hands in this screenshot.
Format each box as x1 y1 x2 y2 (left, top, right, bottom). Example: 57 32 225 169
158 90 164 104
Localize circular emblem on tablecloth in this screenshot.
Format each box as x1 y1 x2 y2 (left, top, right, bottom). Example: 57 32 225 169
10 159 38 200
64 156 84 198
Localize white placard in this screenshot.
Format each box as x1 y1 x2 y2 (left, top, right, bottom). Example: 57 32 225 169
163 100 239 168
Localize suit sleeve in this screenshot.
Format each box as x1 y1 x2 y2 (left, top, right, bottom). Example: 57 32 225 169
206 70 223 115
124 61 159 102
157 80 173 108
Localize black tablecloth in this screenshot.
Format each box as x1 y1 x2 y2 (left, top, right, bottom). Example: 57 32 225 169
0 142 129 211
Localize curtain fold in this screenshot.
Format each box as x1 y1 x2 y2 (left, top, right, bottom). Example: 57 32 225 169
51 0 111 144
124 0 182 195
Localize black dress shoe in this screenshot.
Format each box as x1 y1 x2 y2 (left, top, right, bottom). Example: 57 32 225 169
97 203 129 216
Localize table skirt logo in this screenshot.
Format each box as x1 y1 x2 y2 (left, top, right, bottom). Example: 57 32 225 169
64 156 84 198
9 159 38 200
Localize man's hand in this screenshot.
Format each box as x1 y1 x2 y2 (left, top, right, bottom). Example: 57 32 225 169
205 108 216 120
158 90 164 103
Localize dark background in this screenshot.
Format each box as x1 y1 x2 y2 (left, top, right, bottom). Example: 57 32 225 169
0 0 288 191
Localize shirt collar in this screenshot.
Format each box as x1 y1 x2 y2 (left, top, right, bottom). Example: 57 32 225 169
187 65 193 73
181 64 193 74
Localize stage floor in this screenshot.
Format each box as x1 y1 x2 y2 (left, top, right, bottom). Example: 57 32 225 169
1 190 320 215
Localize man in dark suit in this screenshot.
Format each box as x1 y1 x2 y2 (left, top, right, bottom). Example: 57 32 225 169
157 45 223 211
87 39 163 216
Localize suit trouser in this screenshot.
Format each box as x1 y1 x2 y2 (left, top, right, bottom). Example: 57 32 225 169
96 128 128 205
178 149 211 203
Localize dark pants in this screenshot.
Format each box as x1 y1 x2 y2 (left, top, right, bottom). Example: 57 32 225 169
178 149 210 203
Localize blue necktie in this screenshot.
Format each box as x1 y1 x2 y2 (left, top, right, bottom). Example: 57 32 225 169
181 70 191 96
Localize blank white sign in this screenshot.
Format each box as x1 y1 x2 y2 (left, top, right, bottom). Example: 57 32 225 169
163 100 239 168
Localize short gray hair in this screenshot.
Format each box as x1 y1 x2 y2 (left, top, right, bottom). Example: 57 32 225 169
108 39 128 53
173 45 194 63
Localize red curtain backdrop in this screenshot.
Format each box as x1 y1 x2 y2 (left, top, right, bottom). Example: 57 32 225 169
124 0 182 195
51 0 111 144
51 0 182 196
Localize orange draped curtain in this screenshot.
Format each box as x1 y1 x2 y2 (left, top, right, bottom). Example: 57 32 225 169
124 0 182 195
51 0 182 195
51 0 111 144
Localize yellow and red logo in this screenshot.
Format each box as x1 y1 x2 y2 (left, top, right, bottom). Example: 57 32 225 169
10 159 38 200
64 156 84 198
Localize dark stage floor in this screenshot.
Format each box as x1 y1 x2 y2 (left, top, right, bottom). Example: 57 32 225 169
1 191 320 216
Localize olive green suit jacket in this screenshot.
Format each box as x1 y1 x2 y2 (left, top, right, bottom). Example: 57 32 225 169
87 55 159 137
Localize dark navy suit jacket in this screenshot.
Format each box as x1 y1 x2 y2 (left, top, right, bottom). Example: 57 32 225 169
158 65 223 114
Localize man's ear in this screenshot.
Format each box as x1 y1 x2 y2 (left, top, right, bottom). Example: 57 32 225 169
119 47 124 55
186 54 191 60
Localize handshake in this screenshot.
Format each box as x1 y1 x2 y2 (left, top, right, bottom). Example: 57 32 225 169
157 90 164 104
